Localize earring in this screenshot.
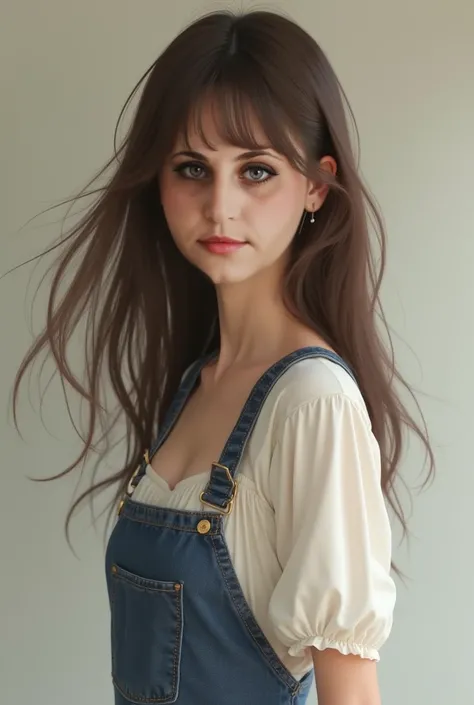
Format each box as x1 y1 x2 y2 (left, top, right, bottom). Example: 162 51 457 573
310 211 315 223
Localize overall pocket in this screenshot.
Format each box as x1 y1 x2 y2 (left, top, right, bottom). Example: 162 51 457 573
110 563 184 704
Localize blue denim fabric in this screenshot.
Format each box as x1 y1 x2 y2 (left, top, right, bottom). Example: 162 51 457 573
106 347 356 704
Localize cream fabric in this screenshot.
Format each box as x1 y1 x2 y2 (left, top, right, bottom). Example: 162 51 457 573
131 357 396 679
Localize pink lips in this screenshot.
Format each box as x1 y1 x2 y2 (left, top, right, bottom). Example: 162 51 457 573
199 236 247 255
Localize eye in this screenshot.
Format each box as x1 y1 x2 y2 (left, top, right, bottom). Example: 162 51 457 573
242 164 277 184
173 162 207 179
172 161 278 185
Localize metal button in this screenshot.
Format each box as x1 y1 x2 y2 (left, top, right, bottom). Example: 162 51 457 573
111 565 118 574
174 583 181 591
197 519 211 535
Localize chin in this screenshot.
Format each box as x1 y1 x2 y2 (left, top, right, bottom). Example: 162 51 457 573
205 268 251 286
194 259 254 286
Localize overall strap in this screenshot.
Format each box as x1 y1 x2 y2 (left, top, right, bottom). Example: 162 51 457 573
200 347 357 515
125 352 215 496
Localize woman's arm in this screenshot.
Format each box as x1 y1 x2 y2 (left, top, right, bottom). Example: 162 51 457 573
267 391 395 700
312 648 381 705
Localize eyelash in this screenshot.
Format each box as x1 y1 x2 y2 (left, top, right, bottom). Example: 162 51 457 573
173 161 278 186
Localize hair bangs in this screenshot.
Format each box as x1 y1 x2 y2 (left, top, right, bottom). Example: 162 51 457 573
174 77 307 172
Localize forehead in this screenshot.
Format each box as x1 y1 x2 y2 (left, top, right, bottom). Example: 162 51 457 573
173 94 273 152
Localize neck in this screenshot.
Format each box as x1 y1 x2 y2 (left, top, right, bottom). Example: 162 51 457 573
210 263 305 379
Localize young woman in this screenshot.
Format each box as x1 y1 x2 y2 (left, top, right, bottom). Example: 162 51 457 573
13 9 433 705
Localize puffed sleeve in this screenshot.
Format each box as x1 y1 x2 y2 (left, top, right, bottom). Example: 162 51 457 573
268 393 396 661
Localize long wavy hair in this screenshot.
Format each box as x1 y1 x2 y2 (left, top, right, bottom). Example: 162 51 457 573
12 9 434 545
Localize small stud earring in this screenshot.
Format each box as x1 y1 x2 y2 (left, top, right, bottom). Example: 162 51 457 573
310 211 315 224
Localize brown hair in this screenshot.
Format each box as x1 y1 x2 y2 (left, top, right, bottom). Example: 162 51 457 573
12 9 434 547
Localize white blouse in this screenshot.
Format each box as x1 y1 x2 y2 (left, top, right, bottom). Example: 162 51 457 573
131 357 396 680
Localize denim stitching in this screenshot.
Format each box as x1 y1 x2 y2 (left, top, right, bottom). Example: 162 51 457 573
135 348 355 511
172 582 184 701
121 515 220 534
112 678 175 704
110 348 354 703
292 670 314 704
126 498 223 518
120 503 222 535
110 569 183 703
110 573 116 678
210 534 299 695
219 347 356 475
202 348 357 510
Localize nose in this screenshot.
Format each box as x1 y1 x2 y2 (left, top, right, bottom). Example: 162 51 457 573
203 173 241 224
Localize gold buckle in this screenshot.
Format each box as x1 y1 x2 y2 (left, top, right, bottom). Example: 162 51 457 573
126 464 141 495
118 449 150 515
199 463 238 515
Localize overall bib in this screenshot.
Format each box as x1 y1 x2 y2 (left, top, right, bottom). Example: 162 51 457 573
106 347 356 705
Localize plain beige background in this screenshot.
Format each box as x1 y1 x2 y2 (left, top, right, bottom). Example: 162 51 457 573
1 1 473 703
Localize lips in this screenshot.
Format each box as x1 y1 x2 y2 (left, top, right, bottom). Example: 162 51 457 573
198 236 247 255
200 236 245 244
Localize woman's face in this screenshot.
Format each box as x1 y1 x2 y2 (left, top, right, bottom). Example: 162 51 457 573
159 102 328 287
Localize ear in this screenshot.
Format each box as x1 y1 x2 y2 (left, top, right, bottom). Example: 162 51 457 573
305 156 337 213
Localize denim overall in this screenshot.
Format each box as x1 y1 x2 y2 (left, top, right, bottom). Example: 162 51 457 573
105 347 356 705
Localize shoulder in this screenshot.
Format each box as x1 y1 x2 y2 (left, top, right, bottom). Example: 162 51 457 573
245 355 380 508
267 357 371 435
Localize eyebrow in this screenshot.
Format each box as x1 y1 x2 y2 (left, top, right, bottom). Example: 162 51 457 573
171 149 283 162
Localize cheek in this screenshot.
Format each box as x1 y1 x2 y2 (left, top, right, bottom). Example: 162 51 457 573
159 177 196 235
253 180 305 235
160 176 183 213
